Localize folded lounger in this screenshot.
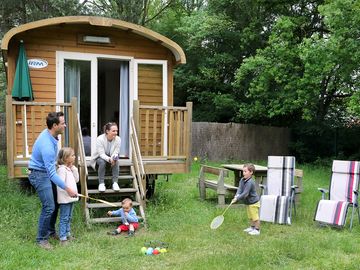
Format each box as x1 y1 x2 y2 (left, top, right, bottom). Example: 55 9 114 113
314 160 360 229
259 156 296 225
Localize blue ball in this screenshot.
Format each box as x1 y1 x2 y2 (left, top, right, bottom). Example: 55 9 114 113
146 247 154 255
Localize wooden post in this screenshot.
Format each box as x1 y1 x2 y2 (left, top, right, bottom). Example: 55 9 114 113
185 102 192 173
133 100 140 140
70 97 78 165
6 95 14 178
217 170 226 206
198 166 206 200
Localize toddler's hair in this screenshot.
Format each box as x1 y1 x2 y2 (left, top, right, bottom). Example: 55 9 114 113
243 163 255 173
122 198 133 207
57 147 75 165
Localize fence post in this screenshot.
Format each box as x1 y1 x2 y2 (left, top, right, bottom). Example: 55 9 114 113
186 102 192 173
6 95 14 177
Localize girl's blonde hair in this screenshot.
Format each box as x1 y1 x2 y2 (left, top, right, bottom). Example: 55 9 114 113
57 147 75 166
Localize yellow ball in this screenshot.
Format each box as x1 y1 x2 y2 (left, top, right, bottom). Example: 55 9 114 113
160 248 167 253
193 157 198 161
141 247 147 254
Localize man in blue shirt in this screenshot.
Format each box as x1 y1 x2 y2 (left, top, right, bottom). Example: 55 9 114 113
29 112 77 250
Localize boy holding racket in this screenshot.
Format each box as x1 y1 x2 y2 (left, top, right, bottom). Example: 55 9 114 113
107 198 139 237
231 164 261 235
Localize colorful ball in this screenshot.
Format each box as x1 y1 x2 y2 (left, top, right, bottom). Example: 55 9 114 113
160 248 167 253
146 247 154 255
153 249 160 255
141 247 147 254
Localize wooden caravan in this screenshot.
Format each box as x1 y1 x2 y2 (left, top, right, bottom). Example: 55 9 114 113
2 16 192 224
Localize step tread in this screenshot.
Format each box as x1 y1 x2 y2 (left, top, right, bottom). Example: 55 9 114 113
86 201 140 208
88 188 137 194
87 175 134 180
89 216 144 224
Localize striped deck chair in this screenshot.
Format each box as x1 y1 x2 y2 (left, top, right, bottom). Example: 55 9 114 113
259 156 297 225
314 160 360 230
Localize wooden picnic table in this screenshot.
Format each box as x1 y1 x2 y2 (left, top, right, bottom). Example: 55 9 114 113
222 164 268 193
222 163 303 201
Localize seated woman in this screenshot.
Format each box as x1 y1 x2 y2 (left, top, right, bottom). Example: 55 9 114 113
91 122 121 192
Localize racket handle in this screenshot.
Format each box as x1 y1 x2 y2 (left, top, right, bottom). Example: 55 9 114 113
222 200 234 215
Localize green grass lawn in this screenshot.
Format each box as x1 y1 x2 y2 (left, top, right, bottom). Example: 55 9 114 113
1 161 360 270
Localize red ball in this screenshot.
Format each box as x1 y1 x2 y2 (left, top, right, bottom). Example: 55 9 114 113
153 249 160 255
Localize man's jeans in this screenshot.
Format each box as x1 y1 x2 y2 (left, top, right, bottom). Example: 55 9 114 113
59 203 74 241
28 170 59 242
96 158 120 184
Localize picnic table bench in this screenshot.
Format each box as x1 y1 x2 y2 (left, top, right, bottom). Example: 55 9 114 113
198 164 303 207
198 165 237 206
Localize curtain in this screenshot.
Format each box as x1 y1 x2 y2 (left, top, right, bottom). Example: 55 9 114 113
64 61 81 111
64 61 81 145
119 62 129 157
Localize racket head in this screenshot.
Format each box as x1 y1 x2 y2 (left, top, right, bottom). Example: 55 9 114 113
210 215 224 229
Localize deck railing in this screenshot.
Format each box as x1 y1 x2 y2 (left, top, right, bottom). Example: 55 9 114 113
130 117 146 200
133 101 192 169
5 95 78 178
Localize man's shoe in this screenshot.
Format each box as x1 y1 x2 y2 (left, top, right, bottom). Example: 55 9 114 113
98 183 106 192
112 182 120 192
243 227 254 233
37 240 53 250
248 229 260 236
49 233 59 240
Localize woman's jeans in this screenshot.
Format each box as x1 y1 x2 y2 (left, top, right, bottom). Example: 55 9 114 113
28 170 59 243
96 158 120 184
59 203 74 241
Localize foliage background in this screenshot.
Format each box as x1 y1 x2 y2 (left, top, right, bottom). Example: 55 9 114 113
0 0 359 161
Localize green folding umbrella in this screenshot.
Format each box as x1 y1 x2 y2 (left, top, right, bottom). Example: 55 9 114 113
11 41 34 101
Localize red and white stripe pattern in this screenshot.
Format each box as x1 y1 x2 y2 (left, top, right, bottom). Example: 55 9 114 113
315 200 349 227
330 161 360 203
314 160 360 227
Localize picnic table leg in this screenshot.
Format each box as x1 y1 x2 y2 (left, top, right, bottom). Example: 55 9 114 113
199 167 206 200
234 170 241 187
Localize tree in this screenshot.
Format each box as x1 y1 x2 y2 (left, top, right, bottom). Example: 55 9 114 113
233 0 360 127
83 0 176 26
168 0 327 122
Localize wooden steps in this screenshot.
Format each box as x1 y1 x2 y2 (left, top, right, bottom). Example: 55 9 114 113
89 216 144 224
83 163 147 226
87 188 138 194
86 201 140 209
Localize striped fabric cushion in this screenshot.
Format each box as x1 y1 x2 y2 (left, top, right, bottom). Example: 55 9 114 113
332 160 360 174
330 161 360 203
259 195 291 225
267 156 295 197
314 200 349 227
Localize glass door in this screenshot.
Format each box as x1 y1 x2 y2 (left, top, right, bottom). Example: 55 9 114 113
57 52 132 158
57 52 98 157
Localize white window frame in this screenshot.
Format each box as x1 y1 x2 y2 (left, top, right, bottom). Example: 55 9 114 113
56 51 134 158
133 59 168 156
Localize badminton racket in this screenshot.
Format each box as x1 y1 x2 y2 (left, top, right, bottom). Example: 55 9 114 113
210 200 235 230
78 194 118 207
